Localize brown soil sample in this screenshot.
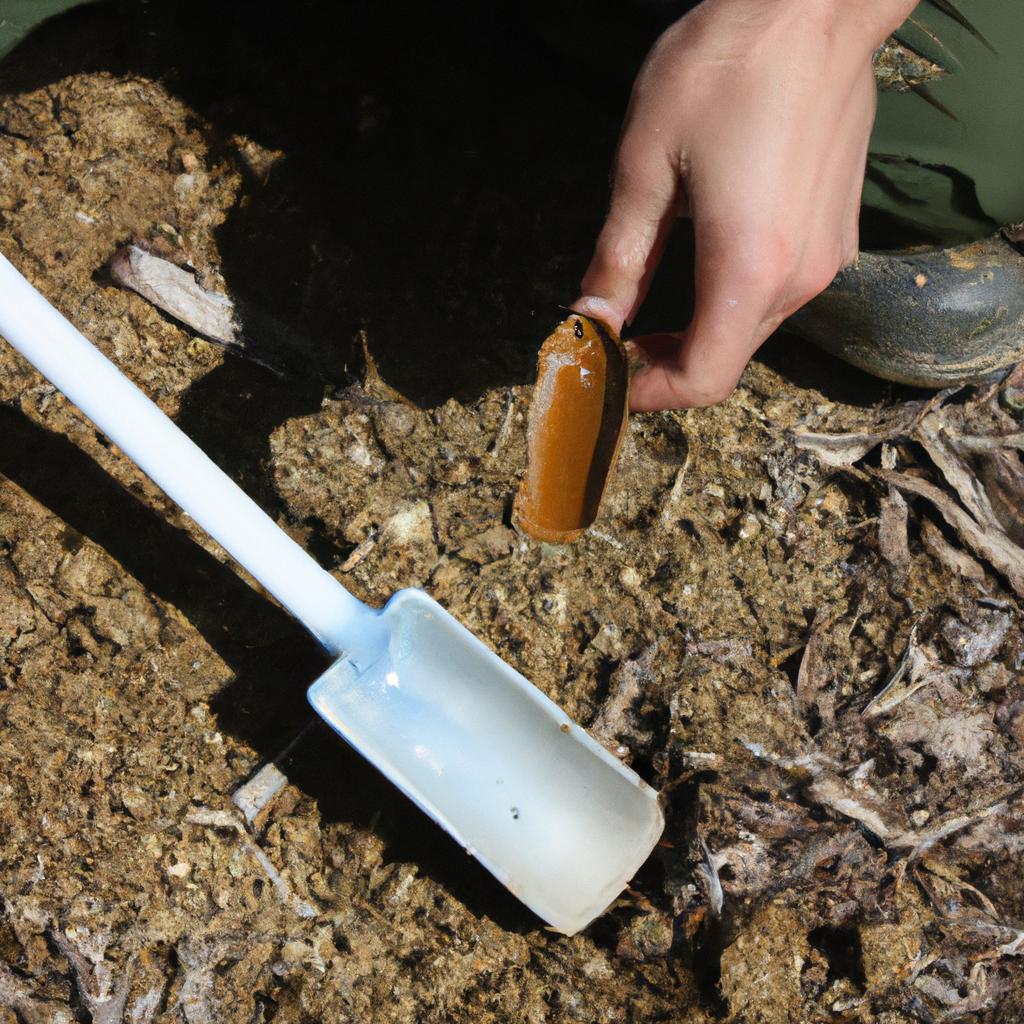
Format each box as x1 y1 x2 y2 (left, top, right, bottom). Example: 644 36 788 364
513 314 628 543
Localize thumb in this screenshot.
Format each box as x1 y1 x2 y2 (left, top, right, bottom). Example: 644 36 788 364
574 136 681 333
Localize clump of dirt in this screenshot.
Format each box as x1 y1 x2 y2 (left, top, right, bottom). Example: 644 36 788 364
2 9 1023 1024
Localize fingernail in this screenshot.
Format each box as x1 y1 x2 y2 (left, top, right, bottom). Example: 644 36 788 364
571 295 623 333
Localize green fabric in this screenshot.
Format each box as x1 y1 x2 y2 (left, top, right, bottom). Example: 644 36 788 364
0 0 96 64
867 0 1024 241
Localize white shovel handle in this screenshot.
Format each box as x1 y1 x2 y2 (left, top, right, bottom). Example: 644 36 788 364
0 253 366 657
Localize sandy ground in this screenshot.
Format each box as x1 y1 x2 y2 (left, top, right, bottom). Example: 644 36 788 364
1 6 1023 1022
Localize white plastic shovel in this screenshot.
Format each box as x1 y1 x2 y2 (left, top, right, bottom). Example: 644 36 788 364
0 253 663 934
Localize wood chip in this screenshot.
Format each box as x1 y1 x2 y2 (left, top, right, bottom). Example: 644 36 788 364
107 245 240 347
878 486 910 568
920 516 986 582
916 413 1002 533
796 621 828 708
891 793 1018 858
877 468 1024 598
790 430 884 468
948 430 1024 453
979 449 1024 545
232 761 289 826
806 774 905 843
862 622 940 718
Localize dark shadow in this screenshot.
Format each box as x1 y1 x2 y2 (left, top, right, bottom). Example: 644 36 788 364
1 0 959 417
0 0 673 406
756 329 931 409
0 406 326 747
657 776 729 1017
808 924 867 987
171 357 326 528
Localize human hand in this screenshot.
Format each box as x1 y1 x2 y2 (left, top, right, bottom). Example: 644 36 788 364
574 0 917 411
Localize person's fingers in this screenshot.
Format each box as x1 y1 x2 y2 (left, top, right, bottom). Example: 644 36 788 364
575 131 682 332
630 70 878 413
628 218 786 411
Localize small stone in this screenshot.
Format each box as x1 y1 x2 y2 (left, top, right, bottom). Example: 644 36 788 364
382 501 434 547
619 566 642 591
532 590 567 622
590 623 622 658
911 809 930 827
616 909 673 960
457 525 516 565
281 940 309 963
167 860 191 879
737 513 761 541
376 402 418 437
179 150 200 172
120 788 152 821
154 221 184 248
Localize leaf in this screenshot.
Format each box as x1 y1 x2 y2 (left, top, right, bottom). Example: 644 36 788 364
924 0 996 54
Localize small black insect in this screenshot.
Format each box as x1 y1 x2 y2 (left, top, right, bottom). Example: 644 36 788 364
510 807 520 820
573 318 584 339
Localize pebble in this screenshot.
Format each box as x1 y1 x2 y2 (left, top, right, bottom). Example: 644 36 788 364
737 513 761 541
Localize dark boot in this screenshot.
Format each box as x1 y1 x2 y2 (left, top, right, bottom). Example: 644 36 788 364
785 229 1024 388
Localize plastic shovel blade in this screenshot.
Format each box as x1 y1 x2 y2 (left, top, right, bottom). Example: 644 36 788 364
307 588 664 935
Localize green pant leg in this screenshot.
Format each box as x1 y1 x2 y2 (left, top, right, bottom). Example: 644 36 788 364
866 0 1024 243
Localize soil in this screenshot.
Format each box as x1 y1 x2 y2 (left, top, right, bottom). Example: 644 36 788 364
1 4 1022 1023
